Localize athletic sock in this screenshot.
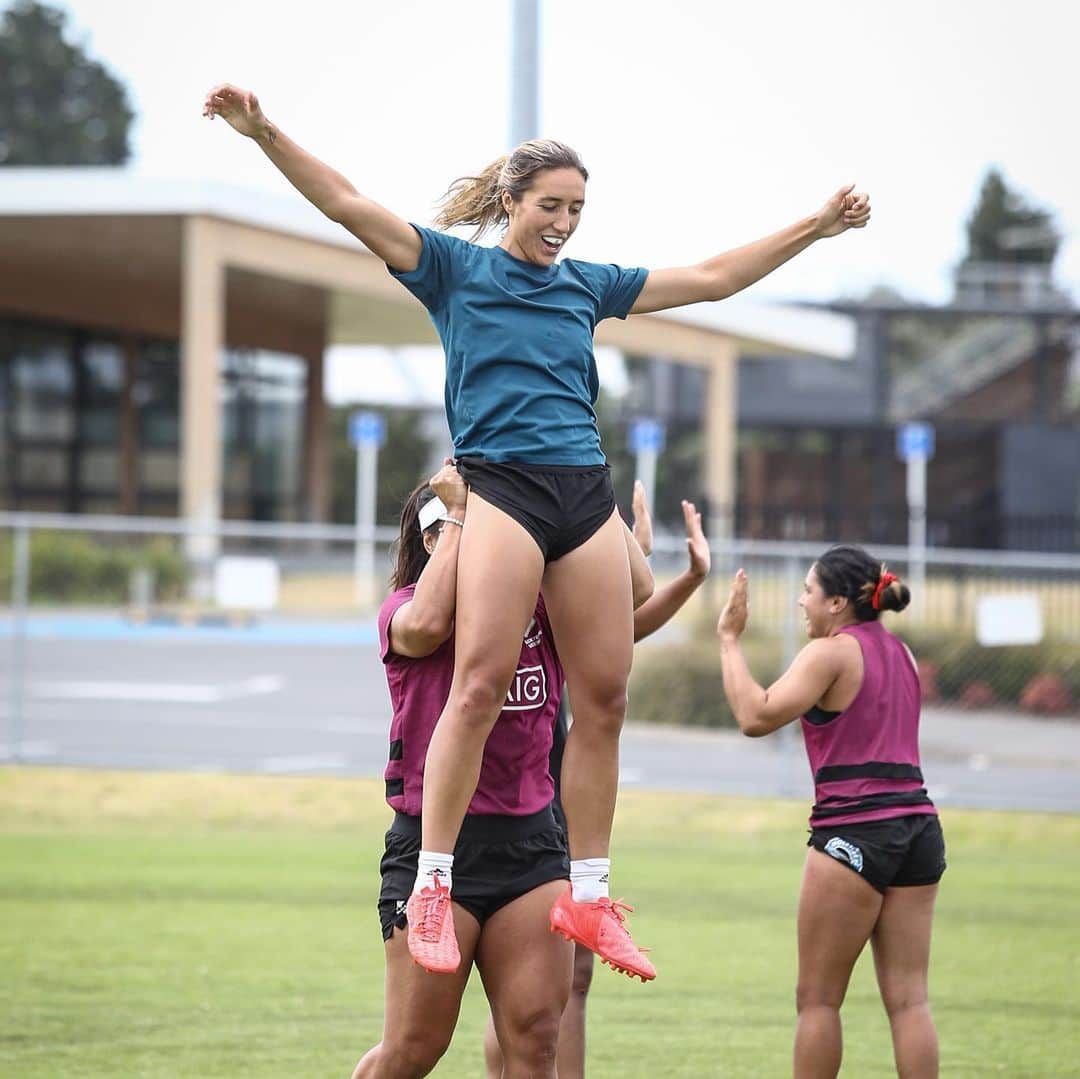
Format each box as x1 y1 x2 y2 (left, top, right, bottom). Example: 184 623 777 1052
414 851 454 894
570 857 611 902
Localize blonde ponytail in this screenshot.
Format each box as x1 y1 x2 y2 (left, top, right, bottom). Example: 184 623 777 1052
434 155 510 239
434 139 588 240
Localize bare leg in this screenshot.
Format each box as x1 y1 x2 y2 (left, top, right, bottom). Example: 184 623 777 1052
871 884 940 1079
352 904 481 1078
556 943 595 1079
483 940 592 1078
482 1012 503 1079
420 494 545 854
793 849 883 1079
477 880 573 1079
541 510 633 859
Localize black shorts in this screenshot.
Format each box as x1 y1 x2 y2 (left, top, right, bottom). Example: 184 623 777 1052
456 457 615 562
378 804 570 940
808 814 946 895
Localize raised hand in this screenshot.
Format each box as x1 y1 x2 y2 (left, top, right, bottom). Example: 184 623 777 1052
681 500 710 580
202 83 268 140
631 479 653 557
717 569 749 640
814 184 871 239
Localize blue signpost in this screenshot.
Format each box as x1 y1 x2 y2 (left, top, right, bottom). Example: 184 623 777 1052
628 419 666 527
896 422 934 606
350 412 387 605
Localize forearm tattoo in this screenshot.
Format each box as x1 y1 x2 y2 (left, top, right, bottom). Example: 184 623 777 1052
266 125 276 145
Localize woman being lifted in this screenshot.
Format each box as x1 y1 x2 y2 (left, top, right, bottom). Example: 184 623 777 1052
203 82 871 981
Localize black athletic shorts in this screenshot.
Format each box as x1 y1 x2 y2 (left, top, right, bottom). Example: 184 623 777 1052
456 457 616 562
378 804 570 940
807 814 946 895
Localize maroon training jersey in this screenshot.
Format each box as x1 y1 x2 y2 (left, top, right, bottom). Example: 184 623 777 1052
378 585 564 816
801 620 936 828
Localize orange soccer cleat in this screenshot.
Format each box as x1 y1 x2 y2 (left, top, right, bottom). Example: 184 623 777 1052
406 877 460 974
549 886 656 982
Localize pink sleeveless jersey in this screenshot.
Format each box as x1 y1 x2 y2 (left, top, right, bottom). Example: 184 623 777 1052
377 586 564 816
801 620 936 828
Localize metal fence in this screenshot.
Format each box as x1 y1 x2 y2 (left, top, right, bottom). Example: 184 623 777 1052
2 512 1078 780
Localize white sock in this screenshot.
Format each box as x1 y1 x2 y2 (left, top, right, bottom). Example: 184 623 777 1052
414 851 454 894
570 858 610 902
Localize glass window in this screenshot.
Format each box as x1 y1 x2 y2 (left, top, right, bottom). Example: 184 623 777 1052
11 327 75 440
80 340 125 446
135 340 181 449
222 348 305 520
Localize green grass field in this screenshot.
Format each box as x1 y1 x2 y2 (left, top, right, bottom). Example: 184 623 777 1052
2 769 1078 1078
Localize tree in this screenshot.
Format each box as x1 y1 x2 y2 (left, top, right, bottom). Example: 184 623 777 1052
0 0 134 165
963 167 1060 266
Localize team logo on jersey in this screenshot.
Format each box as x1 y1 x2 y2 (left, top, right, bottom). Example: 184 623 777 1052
504 664 548 711
523 617 543 649
823 836 864 873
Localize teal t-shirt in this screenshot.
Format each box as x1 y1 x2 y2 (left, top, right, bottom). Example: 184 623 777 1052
389 226 647 465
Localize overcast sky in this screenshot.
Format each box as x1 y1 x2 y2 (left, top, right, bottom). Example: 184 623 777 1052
31 0 1080 306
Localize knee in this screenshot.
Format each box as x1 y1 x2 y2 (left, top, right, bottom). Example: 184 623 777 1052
796 981 845 1015
880 982 929 1020
500 1006 562 1068
570 680 628 737
378 1031 452 1077
452 670 512 730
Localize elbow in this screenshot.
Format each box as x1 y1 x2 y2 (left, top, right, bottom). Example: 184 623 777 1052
734 712 770 738
412 615 453 653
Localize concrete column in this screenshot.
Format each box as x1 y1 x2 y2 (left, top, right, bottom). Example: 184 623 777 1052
703 341 738 546
180 216 224 571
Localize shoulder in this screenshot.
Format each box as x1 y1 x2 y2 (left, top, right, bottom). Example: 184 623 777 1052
378 585 416 638
801 633 860 673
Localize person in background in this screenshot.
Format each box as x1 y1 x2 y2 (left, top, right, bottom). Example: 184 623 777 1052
716 545 945 1079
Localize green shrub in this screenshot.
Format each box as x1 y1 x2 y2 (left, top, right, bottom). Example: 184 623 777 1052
0 531 188 605
628 635 784 729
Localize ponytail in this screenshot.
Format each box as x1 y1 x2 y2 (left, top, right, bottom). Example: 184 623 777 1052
434 139 588 240
434 155 510 239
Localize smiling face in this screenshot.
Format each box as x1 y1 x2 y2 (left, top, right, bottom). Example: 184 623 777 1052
500 166 586 266
798 564 853 639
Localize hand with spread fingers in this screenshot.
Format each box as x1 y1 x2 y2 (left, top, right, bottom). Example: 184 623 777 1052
202 83 267 139
814 184 872 238
717 568 750 640
631 480 653 557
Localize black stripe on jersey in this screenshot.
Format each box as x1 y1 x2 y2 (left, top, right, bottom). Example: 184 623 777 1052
815 761 924 784
811 789 933 819
388 738 403 761
385 777 405 798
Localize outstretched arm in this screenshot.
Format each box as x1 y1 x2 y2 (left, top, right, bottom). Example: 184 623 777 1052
630 185 871 314
633 499 710 642
202 83 421 271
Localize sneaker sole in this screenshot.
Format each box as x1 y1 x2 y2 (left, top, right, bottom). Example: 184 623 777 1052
551 926 655 982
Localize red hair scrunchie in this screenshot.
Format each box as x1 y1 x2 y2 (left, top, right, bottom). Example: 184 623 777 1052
871 571 898 611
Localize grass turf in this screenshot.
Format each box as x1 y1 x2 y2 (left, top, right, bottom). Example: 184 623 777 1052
1 768 1078 1077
